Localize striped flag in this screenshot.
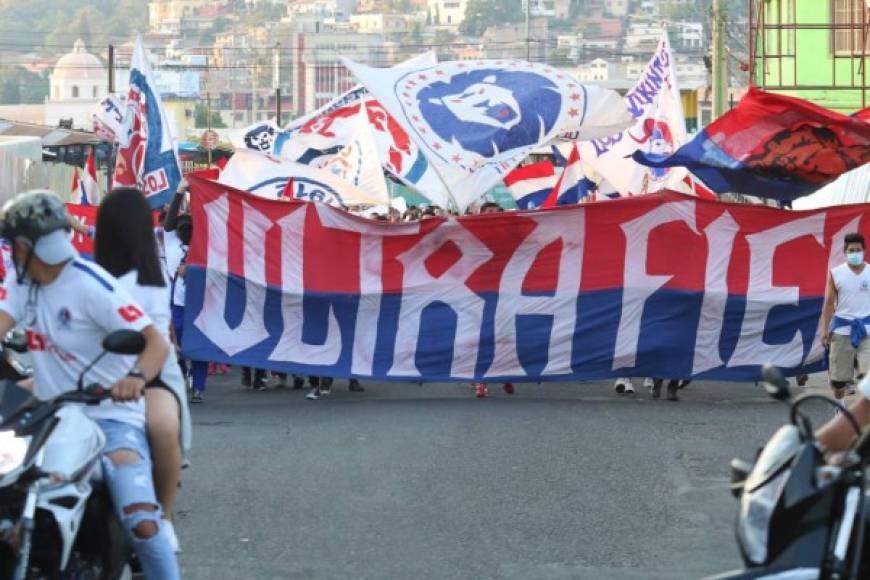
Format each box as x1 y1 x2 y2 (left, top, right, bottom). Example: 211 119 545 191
503 160 557 209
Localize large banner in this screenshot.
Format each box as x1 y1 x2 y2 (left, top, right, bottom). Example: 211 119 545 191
182 175 866 382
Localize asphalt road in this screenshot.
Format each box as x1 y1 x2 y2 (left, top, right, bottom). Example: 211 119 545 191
174 374 827 580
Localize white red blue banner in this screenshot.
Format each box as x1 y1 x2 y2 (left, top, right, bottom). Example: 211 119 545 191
342 58 632 211
581 31 688 196
182 176 868 382
113 36 182 208
217 149 389 207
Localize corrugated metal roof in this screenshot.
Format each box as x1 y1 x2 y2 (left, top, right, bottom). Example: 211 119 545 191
0 119 99 147
793 165 870 209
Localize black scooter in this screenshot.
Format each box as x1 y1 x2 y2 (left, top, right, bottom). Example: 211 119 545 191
706 366 870 579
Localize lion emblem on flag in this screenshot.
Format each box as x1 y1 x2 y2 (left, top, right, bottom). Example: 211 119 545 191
396 65 568 164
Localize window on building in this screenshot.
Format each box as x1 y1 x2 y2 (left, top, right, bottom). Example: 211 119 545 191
833 0 868 55
72 85 79 98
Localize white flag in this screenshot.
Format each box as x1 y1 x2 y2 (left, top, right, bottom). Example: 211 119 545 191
315 103 389 201
580 31 688 196
218 149 388 208
342 57 632 211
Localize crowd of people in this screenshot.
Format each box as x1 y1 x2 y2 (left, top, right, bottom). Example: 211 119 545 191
3 177 870 579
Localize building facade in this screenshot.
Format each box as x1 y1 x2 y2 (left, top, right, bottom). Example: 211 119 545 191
752 0 868 112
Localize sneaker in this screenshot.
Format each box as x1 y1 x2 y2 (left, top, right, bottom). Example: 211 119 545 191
614 378 633 394
666 380 680 402
292 375 305 390
320 388 332 397
253 379 267 391
306 389 321 401
475 383 488 398
503 383 515 395
348 379 365 392
643 377 655 392
163 520 181 553
218 364 229 375
272 372 288 389
651 380 662 399
191 391 204 404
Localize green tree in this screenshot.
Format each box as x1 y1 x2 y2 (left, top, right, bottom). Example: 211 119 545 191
194 103 226 129
459 0 523 36
0 67 49 105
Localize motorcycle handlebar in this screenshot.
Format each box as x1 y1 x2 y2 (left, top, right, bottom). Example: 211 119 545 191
55 384 110 405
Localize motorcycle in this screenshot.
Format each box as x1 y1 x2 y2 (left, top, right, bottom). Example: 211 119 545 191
0 329 146 580
706 365 870 580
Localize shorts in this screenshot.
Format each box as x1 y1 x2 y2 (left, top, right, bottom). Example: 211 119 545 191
828 333 870 385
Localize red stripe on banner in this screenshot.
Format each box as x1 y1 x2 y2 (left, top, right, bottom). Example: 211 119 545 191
185 176 870 299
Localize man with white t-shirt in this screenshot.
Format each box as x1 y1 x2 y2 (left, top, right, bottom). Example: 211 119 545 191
0 191 178 578
821 232 870 402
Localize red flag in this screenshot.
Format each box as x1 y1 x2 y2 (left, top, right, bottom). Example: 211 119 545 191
70 167 81 196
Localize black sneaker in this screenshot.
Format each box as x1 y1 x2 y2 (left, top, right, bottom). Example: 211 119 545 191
191 391 204 404
666 381 680 402
253 379 267 391
349 379 364 392
292 375 305 390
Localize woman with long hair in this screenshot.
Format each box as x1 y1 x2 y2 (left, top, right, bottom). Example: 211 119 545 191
94 187 191 551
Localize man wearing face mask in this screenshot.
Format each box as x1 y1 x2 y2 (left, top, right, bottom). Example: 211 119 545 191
820 233 870 404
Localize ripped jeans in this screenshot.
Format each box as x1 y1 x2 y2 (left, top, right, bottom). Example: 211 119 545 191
96 419 180 580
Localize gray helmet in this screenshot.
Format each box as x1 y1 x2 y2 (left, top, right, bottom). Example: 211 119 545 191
1 190 76 272
1 190 70 243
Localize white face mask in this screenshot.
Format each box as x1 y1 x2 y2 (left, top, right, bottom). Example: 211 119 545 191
847 250 865 266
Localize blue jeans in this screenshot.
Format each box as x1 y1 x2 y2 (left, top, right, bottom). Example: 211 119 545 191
97 420 180 580
171 304 208 392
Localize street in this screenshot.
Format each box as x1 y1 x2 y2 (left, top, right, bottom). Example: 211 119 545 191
172 374 831 580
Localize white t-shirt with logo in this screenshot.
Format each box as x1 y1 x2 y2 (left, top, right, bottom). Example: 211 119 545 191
832 262 870 336
0 259 154 427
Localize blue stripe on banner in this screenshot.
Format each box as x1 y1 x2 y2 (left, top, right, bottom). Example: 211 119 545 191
181 266 825 382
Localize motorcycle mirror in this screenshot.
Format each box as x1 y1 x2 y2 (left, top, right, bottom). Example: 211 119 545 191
3 329 27 353
102 330 146 356
761 364 791 401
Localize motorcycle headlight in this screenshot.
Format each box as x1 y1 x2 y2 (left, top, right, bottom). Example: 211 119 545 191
737 467 790 565
0 430 28 476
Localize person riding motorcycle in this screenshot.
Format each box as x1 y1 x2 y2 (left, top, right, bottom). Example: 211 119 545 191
817 379 870 452
0 190 179 579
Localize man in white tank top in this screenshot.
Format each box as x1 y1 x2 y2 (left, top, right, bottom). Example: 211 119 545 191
820 233 870 401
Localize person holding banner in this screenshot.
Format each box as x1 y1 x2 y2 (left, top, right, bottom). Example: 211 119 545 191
164 180 209 403
821 233 870 404
94 187 192 551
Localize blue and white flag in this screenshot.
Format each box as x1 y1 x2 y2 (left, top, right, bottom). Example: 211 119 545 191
580 31 688 196
113 35 182 208
342 58 632 211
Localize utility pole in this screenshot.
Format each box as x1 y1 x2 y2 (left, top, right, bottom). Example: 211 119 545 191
207 91 212 167
525 0 531 61
107 44 115 190
108 44 115 93
711 0 728 119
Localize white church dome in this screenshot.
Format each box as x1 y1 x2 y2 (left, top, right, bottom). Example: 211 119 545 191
52 39 105 82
